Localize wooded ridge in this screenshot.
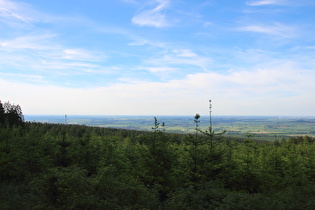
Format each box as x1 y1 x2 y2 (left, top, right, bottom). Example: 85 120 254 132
0 101 314 209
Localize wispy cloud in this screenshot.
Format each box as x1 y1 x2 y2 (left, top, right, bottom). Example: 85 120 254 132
62 49 107 61
138 66 178 73
0 0 111 86
173 49 197 57
120 0 138 4
0 34 58 50
0 34 106 63
128 39 148 46
246 0 287 6
0 33 111 86
0 6 29 23
237 23 297 38
0 0 92 32
144 48 212 72
0 72 45 83
0 0 39 29
245 0 312 6
132 0 170 27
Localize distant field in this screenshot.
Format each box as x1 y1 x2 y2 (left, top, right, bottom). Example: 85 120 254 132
25 115 315 140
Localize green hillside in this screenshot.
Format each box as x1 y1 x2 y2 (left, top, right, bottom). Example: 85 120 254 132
1 101 315 209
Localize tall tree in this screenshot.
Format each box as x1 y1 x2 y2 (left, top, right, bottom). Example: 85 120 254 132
0 101 5 124
196 100 226 150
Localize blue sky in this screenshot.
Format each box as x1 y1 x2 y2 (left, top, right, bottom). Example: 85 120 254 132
1 0 315 116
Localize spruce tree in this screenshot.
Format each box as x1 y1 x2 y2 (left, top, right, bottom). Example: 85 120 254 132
1 101 24 127
0 101 5 125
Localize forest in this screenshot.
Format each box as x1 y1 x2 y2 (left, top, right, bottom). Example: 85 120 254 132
0 101 315 209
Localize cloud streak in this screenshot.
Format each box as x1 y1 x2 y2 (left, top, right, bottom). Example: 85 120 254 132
143 48 212 73
246 0 287 6
132 0 170 27
237 23 297 38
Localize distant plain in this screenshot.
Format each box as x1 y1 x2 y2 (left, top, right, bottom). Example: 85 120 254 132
25 115 315 140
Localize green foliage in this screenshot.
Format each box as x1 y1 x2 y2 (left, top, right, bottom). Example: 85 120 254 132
0 115 315 209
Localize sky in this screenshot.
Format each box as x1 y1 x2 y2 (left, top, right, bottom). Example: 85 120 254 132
0 0 315 116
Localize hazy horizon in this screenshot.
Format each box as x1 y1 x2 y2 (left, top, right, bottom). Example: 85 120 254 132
24 114 315 119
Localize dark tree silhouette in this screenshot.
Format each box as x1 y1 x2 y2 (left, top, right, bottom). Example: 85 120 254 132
0 100 24 127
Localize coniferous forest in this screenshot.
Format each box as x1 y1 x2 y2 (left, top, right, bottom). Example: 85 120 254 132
0 101 315 209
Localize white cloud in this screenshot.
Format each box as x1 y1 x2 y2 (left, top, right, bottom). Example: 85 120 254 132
62 49 107 61
1 0 314 116
132 0 170 27
1 62 314 116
